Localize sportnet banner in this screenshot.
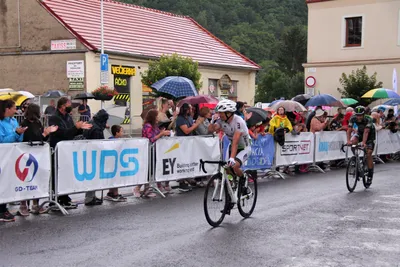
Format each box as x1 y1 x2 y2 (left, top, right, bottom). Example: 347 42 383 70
275 132 314 166
155 136 220 182
57 139 149 195
315 131 347 162
376 130 400 155
0 143 51 204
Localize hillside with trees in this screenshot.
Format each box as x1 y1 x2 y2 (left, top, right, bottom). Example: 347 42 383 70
118 0 308 102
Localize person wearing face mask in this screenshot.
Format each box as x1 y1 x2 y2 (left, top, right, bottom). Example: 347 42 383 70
268 106 293 134
48 97 92 209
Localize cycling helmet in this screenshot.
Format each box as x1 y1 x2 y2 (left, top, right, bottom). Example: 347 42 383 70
215 99 237 113
354 106 365 115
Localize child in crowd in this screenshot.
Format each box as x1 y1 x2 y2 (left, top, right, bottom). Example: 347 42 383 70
104 125 127 202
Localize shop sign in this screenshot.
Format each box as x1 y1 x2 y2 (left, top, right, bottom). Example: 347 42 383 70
218 74 232 90
68 77 84 91
114 75 130 95
51 39 76 51
111 65 136 76
67 60 85 78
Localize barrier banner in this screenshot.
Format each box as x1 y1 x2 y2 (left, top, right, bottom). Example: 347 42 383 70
0 143 51 204
376 130 400 155
57 139 149 195
155 136 220 182
275 132 314 166
222 135 274 170
314 131 347 162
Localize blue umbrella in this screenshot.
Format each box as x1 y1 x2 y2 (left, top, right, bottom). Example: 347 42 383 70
151 76 198 98
383 98 400 106
305 94 344 107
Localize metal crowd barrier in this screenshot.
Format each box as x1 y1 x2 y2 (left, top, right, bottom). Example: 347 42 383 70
1 131 399 216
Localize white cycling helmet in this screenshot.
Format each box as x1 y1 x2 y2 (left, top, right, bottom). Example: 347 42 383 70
215 99 237 113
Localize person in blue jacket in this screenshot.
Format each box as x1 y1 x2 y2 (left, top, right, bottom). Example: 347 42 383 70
0 100 28 222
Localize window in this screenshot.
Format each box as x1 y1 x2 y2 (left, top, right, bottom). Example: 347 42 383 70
345 17 363 47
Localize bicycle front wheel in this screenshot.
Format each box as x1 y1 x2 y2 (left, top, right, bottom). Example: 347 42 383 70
346 157 358 192
237 171 258 218
204 173 229 227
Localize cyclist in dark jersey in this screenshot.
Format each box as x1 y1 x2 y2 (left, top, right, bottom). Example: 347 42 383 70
347 106 375 183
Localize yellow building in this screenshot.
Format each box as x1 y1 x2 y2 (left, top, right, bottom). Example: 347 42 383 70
0 0 260 130
304 0 400 97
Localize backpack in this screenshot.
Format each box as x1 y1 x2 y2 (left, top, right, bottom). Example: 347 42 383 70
274 127 286 147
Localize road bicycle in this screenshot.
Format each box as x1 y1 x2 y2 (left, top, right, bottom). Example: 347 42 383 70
199 160 258 227
341 144 372 192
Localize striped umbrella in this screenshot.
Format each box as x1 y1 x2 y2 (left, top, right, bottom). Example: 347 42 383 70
151 76 198 98
362 88 400 99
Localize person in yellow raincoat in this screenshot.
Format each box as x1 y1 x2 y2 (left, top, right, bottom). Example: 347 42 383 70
268 106 293 134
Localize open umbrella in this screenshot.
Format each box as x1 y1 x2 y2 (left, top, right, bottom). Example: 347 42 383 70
268 99 283 107
74 92 95 100
362 88 400 99
0 92 28 106
305 94 344 107
291 94 311 105
383 99 400 106
177 95 218 107
341 98 358 106
270 100 307 112
42 90 66 98
245 107 268 126
151 76 198 98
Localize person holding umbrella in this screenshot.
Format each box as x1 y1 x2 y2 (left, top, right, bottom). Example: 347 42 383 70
78 99 91 121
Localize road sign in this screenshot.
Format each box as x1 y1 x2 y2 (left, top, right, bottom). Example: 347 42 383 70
100 71 108 84
100 54 109 72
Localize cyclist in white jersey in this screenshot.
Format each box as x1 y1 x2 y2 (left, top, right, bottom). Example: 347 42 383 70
211 99 251 179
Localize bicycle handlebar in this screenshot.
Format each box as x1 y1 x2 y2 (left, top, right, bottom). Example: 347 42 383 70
199 159 227 174
341 144 366 153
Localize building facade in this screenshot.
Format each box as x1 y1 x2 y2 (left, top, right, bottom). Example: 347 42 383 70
0 0 259 129
304 0 400 97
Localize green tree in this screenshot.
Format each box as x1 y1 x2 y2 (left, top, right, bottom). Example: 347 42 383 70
141 53 202 99
276 25 307 75
255 69 304 102
337 66 383 104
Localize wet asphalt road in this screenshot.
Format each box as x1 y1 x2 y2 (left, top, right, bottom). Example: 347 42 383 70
2 162 400 267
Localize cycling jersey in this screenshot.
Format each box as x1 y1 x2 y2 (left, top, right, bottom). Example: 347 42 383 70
348 115 376 141
217 114 251 165
217 114 250 149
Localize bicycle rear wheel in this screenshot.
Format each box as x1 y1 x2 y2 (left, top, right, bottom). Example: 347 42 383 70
237 172 258 218
346 157 358 192
204 173 229 227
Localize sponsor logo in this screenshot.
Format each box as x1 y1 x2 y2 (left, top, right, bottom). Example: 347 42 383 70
15 153 39 182
165 143 179 154
318 139 345 153
73 149 139 181
281 140 311 156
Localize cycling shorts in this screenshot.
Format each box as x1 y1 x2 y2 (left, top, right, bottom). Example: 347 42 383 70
351 133 375 150
226 145 251 166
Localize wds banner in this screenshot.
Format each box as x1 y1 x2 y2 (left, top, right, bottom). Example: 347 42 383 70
222 134 275 170
155 136 220 182
0 143 51 204
376 130 400 155
57 139 149 195
275 132 314 166
314 131 347 162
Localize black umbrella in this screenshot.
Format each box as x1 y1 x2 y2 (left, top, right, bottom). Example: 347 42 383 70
42 90 66 98
291 94 311 105
74 92 95 100
245 107 268 127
